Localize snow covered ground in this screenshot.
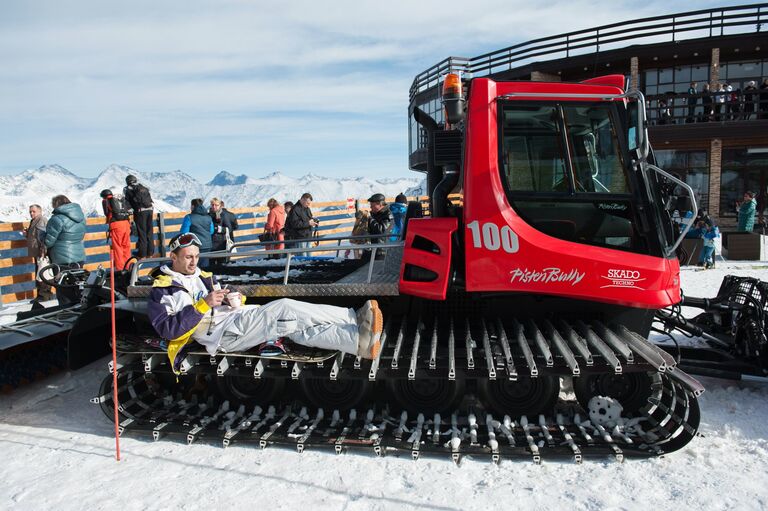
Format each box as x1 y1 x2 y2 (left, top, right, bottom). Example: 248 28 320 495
2 264 768 510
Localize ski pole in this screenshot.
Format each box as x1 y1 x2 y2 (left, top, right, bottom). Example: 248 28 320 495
110 248 121 461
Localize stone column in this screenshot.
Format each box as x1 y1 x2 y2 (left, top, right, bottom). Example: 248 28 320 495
710 48 720 87
629 56 639 91
709 138 722 219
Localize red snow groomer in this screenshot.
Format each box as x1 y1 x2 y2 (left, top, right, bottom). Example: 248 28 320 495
90 72 703 463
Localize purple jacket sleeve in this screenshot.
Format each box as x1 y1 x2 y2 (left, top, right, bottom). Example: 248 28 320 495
148 287 210 341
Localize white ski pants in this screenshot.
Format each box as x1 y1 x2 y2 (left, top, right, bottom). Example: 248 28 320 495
218 299 359 355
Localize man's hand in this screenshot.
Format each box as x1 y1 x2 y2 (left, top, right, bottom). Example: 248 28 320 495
204 289 228 308
310 219 319 227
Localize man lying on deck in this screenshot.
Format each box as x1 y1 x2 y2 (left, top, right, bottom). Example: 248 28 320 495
148 233 383 373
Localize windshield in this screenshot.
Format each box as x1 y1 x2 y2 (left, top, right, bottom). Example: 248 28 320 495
499 101 646 253
501 103 628 194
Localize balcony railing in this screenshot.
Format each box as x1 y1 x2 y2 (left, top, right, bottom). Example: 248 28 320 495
410 3 768 100
646 90 768 125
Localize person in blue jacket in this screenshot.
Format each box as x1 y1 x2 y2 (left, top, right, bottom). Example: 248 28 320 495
180 198 214 267
390 193 408 240
43 194 86 305
698 222 720 269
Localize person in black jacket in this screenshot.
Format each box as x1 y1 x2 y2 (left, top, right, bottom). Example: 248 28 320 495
220 200 239 241
123 174 155 258
367 193 393 246
209 197 237 267
284 192 318 256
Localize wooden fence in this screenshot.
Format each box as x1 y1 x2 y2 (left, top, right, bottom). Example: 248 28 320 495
0 198 371 304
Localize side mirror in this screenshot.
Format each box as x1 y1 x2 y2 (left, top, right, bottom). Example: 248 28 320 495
625 91 648 161
627 102 638 152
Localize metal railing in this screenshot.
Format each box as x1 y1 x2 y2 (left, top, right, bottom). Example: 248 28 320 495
230 232 396 253
129 234 404 287
647 91 768 125
410 3 767 99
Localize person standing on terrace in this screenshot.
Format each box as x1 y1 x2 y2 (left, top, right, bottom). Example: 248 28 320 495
123 174 155 258
743 81 757 120
285 193 318 256
44 195 86 305
264 198 286 253
737 191 757 232
686 82 697 123
24 204 53 302
181 198 213 267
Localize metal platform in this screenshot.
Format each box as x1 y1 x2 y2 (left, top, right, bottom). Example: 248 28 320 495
0 305 83 351
127 243 402 298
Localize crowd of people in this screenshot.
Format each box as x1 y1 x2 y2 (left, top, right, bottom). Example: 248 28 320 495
22 174 410 302
655 79 768 124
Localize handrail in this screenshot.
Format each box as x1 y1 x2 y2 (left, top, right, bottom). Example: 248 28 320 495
646 163 698 257
230 232 396 251
129 238 405 287
646 91 768 125
410 3 768 99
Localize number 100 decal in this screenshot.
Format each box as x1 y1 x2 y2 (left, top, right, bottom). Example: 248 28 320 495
467 221 519 253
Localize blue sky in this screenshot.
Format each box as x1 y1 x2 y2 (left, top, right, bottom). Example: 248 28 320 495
0 0 745 180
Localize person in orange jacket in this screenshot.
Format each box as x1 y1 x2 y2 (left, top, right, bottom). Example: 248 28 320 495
101 189 132 271
264 198 286 253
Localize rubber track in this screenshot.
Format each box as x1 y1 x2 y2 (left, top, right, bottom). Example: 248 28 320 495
93 368 700 463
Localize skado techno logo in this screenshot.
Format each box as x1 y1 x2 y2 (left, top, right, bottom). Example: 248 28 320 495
509 267 585 286
600 269 646 290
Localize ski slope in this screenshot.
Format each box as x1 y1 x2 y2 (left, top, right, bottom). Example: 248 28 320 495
1 264 768 510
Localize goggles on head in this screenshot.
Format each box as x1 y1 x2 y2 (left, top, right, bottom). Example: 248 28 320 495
169 233 202 253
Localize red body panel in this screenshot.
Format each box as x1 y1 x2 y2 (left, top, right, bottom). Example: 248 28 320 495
461 78 681 309
398 217 457 300
580 75 626 89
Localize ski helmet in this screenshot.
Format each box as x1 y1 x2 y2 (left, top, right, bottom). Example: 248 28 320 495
125 174 138 185
100 189 112 198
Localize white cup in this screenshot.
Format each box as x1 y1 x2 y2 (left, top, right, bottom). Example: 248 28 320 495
226 292 242 308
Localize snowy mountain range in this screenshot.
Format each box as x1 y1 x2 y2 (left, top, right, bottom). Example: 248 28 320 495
0 164 424 221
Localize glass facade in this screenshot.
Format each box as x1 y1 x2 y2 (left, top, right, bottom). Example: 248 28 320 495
720 59 768 90
643 63 710 122
643 59 768 123
654 150 710 212
720 147 768 219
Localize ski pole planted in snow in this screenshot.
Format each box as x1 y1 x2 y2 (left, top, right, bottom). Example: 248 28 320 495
110 249 121 461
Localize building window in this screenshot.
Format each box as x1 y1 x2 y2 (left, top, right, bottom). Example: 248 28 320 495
643 64 710 122
721 59 767 91
654 149 710 212
720 147 768 219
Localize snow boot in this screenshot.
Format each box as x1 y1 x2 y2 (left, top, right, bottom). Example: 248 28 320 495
356 300 383 359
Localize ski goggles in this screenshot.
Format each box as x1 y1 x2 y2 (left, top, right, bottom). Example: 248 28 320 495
169 233 202 253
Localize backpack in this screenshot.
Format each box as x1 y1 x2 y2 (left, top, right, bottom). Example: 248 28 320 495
133 184 153 209
107 195 130 221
